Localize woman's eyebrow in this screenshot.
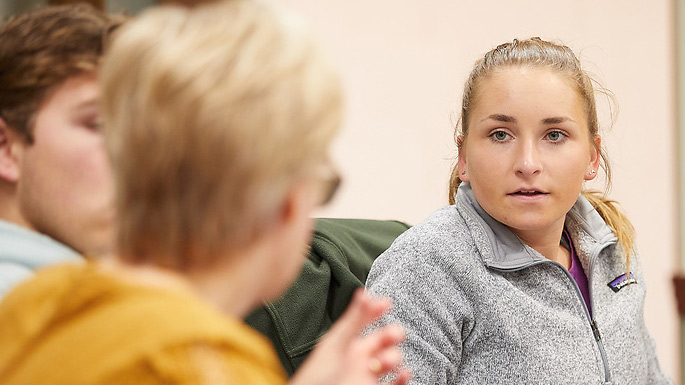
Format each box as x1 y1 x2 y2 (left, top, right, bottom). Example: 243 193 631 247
542 116 575 124
481 114 516 123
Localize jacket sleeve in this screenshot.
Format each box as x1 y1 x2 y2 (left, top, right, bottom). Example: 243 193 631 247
642 331 674 385
365 238 474 385
633 257 674 385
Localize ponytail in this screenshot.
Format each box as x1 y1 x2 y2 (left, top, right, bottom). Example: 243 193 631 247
581 190 635 274
448 161 461 205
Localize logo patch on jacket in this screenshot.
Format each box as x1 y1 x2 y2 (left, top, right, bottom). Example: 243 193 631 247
607 272 636 292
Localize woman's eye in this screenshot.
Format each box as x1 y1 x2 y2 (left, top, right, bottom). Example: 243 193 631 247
492 131 510 141
546 131 565 142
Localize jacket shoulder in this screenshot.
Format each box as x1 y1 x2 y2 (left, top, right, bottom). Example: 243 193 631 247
367 205 481 291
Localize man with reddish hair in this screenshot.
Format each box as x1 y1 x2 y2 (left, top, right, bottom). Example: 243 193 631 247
0 4 123 297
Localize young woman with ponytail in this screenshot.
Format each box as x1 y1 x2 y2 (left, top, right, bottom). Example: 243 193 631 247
366 37 671 385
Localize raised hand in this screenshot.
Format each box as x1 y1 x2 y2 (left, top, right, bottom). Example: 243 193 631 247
290 288 411 385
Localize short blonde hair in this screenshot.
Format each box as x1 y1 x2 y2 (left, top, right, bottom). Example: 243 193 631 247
101 0 342 269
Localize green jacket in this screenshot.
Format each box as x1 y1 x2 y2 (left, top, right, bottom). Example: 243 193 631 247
245 218 410 376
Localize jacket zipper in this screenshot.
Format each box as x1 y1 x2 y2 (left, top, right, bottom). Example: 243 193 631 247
556 261 611 383
458 196 615 382
494 259 612 383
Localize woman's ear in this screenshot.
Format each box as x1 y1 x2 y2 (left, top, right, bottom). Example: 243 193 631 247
272 180 319 242
0 118 22 183
585 135 602 181
457 135 470 182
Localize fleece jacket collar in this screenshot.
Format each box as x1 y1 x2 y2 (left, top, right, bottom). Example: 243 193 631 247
456 182 617 270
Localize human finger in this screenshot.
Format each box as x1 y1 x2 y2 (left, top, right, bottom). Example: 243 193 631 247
363 323 406 355
367 346 403 377
324 288 391 348
390 367 412 385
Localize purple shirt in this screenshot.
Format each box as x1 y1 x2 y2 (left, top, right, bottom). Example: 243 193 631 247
564 230 592 317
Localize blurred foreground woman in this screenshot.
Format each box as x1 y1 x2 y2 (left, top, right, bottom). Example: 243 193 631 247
0 1 409 384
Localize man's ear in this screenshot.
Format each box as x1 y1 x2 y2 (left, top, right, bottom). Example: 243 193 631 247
0 118 22 183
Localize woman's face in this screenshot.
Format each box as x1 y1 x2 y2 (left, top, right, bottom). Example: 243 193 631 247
458 66 600 242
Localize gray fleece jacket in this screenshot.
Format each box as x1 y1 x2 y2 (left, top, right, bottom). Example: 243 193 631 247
366 183 671 385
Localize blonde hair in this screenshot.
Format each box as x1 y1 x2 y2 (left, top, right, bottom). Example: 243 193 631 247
448 38 634 269
101 0 342 269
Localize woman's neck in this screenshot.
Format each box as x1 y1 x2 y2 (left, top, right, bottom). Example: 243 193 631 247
511 223 572 269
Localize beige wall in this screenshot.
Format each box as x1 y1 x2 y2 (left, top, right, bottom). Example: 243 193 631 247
283 0 679 381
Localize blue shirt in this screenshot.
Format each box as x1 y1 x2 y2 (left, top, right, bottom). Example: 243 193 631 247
0 220 80 299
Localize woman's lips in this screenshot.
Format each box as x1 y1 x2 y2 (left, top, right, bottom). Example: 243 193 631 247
508 190 549 201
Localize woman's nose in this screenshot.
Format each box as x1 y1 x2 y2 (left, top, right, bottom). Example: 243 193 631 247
514 140 542 176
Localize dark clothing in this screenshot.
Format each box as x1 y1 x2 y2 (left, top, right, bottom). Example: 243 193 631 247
245 218 410 375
